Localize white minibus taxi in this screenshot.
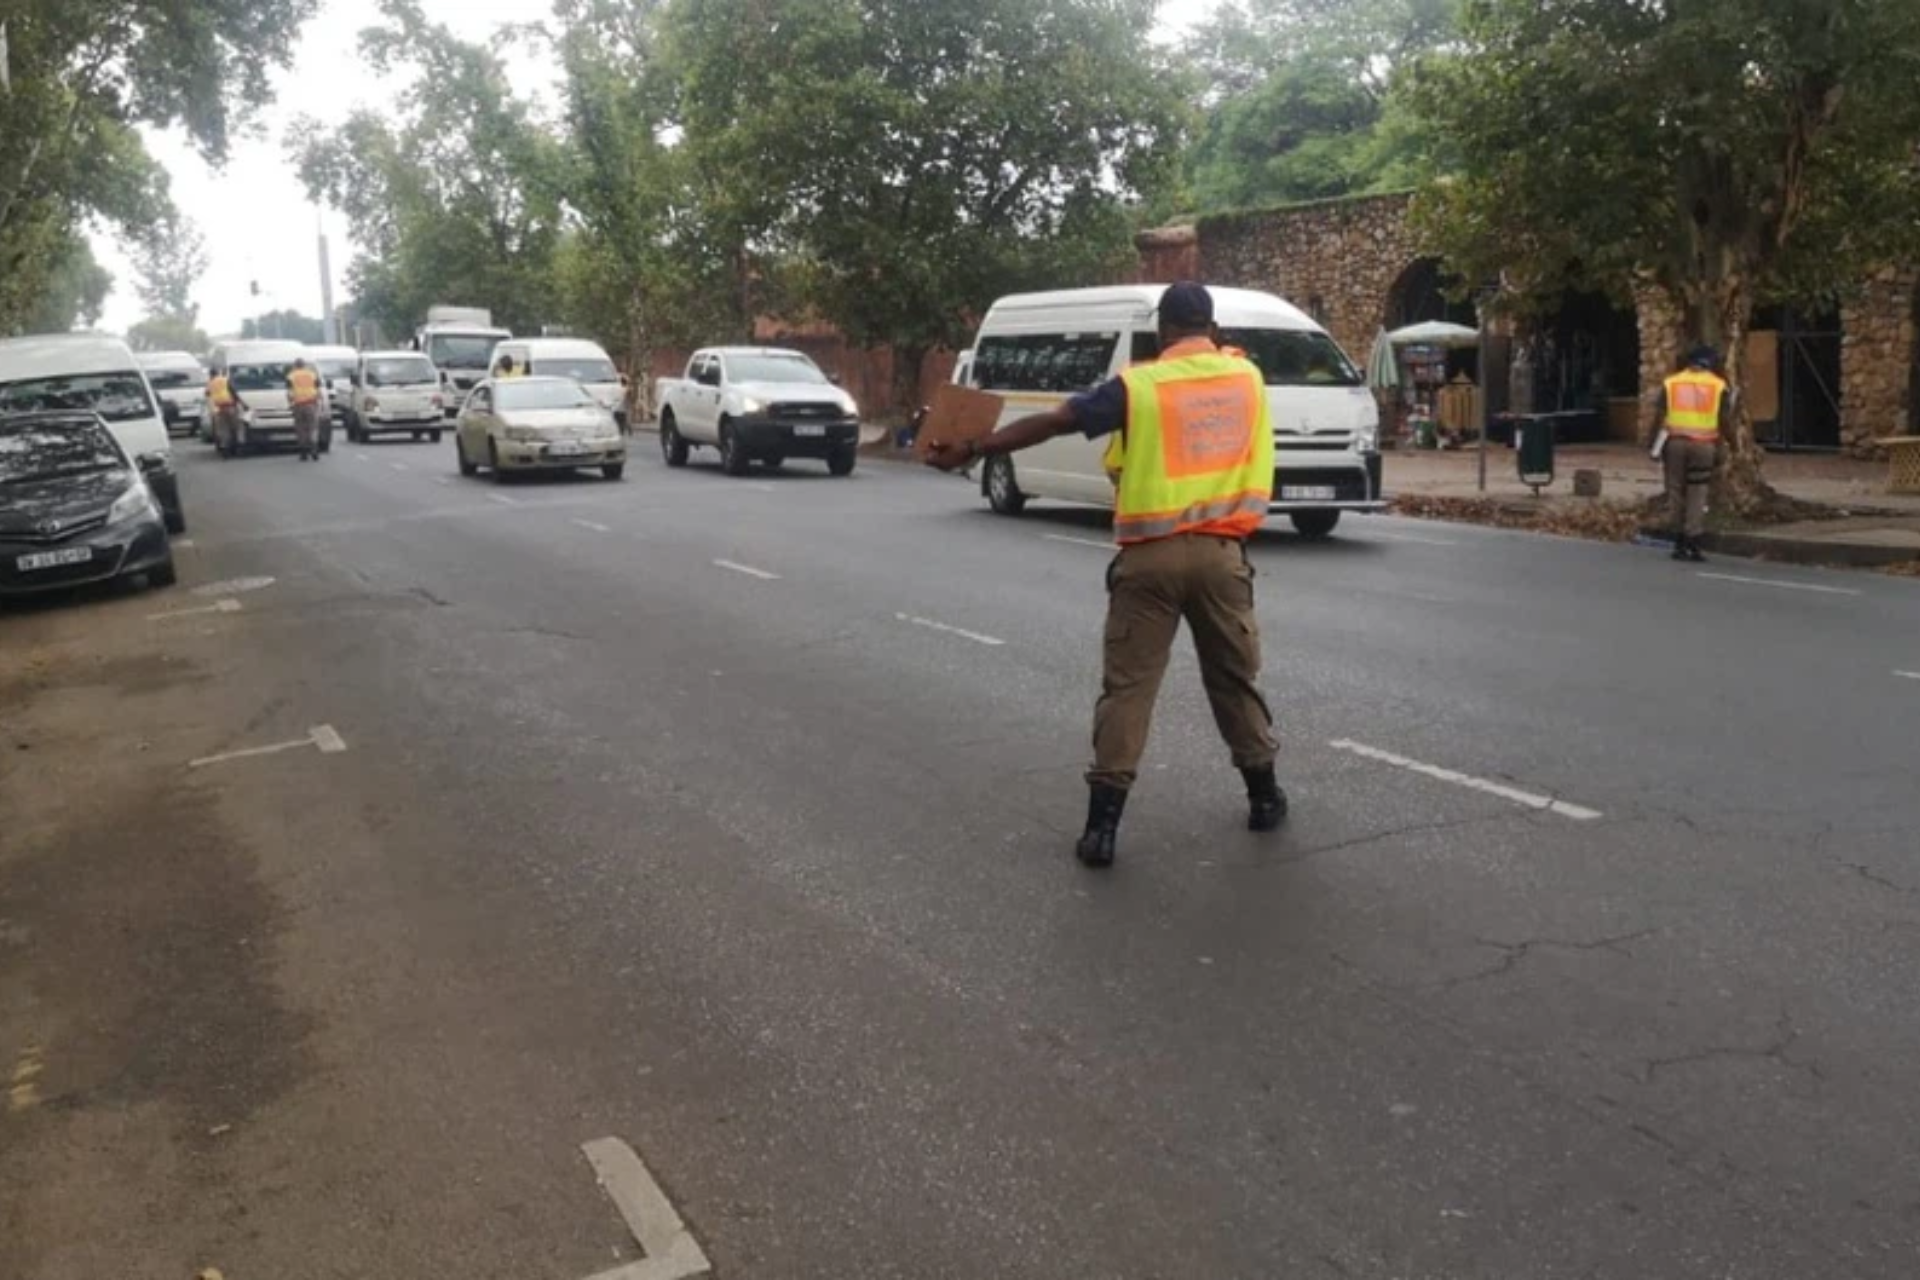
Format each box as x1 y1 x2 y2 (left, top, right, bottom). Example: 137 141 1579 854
958 285 1384 538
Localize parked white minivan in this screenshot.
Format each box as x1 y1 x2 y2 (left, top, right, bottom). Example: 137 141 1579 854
306 344 360 437
958 285 1384 538
0 333 187 532
136 350 210 437
208 340 332 456
488 337 629 431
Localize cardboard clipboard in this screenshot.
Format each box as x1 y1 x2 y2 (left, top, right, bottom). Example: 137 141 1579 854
915 384 1005 462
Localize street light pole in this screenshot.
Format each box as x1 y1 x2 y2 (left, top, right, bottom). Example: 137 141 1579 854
1476 281 1499 493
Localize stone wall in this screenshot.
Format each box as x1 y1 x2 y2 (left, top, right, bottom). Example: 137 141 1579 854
1187 193 1421 366
1842 267 1918 452
1139 195 1919 456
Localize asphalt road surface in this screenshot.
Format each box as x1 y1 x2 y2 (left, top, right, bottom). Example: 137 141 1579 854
4 436 1919 1280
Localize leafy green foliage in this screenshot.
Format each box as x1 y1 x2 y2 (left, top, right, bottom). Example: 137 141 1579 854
1181 0 1455 210
669 0 1186 401
132 216 209 324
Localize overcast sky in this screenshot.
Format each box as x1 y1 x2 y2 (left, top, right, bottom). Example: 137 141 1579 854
94 0 1215 338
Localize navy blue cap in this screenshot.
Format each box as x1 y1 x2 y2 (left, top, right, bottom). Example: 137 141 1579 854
1159 282 1214 329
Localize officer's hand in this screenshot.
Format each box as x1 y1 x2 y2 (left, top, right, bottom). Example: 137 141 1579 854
923 440 973 472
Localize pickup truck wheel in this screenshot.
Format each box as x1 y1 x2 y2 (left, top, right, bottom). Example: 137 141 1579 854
660 415 690 468
719 420 752 477
827 447 856 477
984 454 1026 515
1289 510 1341 540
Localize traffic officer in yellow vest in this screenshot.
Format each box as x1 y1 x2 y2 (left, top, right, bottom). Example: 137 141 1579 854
207 367 243 458
287 357 325 461
1654 345 1733 563
926 283 1284 868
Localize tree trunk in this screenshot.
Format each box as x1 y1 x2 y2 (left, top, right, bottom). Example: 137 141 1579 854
1679 268 1775 519
890 342 929 431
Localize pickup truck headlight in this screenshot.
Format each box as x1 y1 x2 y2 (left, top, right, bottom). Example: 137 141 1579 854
740 397 766 415
108 482 158 526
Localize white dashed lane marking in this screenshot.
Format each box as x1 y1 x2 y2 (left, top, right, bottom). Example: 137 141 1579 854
1042 534 1113 550
355 452 372 462
1330 738 1603 822
148 598 241 622
1698 572 1860 597
389 461 409 472
572 519 612 534
486 493 522 507
713 559 779 581
190 724 348 770
578 1137 712 1280
1897 671 1920 682
895 613 1006 647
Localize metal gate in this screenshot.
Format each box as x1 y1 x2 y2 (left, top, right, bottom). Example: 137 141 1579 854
1754 306 1842 452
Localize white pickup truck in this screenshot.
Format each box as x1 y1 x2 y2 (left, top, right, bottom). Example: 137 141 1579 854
655 346 861 477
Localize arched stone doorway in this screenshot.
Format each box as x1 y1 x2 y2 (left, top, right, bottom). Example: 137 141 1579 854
1752 303 1843 451
1385 258 1478 330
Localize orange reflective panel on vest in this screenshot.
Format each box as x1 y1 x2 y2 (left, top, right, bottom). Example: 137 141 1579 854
1112 339 1274 545
1665 370 1726 439
288 368 321 405
208 375 234 407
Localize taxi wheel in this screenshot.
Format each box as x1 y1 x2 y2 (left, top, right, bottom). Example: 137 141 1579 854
985 455 1026 515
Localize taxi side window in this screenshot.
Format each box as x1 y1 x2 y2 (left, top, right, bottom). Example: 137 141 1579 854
973 333 1121 393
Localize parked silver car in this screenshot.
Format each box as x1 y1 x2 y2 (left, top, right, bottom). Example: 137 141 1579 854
453 377 626 482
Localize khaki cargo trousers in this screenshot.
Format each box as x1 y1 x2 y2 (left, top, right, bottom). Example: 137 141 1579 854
1664 436 1717 538
1089 532 1278 790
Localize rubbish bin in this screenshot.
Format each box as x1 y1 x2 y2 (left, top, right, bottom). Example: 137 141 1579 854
1515 414 1554 493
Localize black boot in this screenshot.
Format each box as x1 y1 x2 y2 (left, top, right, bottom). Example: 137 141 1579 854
1075 784 1127 869
1243 765 1289 832
1684 536 1708 563
1670 534 1690 562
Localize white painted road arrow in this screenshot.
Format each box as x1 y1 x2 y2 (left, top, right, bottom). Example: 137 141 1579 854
579 1137 712 1280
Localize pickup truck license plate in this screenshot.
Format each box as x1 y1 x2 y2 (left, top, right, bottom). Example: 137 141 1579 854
17 547 94 572
1281 485 1339 502
793 425 827 438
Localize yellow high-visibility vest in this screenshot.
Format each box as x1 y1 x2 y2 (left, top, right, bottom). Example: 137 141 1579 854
208 375 234 407
1110 341 1273 545
1664 370 1727 439
287 367 321 405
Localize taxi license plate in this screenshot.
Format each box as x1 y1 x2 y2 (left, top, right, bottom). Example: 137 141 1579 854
548 441 587 457
18 547 94 572
793 425 827 438
1281 485 1338 502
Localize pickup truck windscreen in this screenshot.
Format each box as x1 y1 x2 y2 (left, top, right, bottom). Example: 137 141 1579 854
725 355 830 385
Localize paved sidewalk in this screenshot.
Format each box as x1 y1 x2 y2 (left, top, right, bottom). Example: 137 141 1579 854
1386 444 1920 566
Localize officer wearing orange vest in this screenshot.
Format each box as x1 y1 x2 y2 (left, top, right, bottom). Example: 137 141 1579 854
1653 345 1733 563
926 283 1284 868
287 357 325 461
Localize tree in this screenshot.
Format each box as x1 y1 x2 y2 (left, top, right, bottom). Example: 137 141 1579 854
671 0 1187 413
3 232 113 335
242 311 326 343
1180 0 1455 210
128 314 211 353
290 0 566 340
548 0 737 404
132 215 209 324
1413 0 1920 512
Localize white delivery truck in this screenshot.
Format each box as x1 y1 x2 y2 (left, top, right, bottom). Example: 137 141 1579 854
956 285 1384 539
415 307 511 417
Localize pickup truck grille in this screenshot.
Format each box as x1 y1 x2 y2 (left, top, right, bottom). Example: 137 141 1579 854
769 402 848 422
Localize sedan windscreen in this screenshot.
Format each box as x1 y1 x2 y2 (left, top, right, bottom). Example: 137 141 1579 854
0 371 158 423
1218 329 1364 388
366 358 436 387
0 420 124 484
725 355 830 385
496 381 596 412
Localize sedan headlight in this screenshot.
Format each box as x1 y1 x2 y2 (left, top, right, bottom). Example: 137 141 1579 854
108 482 157 526
503 426 545 442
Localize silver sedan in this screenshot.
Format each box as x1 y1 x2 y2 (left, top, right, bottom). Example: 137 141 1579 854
454 376 627 482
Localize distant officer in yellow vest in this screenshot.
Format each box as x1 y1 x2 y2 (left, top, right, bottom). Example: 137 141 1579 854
1654 345 1732 563
207 367 242 458
926 283 1283 868
287 357 324 461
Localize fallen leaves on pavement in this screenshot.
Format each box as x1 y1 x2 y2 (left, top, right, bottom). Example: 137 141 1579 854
1390 495 1645 543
